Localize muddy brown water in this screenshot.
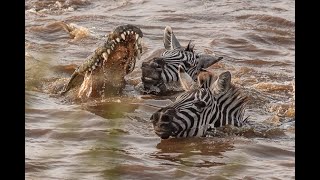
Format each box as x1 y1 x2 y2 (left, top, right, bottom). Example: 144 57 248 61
25 0 295 179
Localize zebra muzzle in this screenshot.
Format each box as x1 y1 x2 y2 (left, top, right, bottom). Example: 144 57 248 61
151 109 177 139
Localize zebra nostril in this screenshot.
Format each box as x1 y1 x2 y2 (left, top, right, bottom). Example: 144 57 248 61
166 108 176 115
150 112 161 123
150 114 155 121
161 114 172 122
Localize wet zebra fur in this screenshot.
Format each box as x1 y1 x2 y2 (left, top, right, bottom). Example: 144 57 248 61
150 66 248 139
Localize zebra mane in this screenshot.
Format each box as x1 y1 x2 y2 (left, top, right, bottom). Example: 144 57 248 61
178 66 215 91
198 70 214 89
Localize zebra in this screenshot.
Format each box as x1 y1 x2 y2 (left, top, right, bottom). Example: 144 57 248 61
141 26 223 95
150 65 248 139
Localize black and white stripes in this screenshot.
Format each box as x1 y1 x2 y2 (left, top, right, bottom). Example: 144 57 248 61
160 49 198 83
151 69 248 139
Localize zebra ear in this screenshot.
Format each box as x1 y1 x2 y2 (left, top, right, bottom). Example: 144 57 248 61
178 65 196 91
185 40 195 52
210 71 232 95
196 54 223 69
163 26 182 50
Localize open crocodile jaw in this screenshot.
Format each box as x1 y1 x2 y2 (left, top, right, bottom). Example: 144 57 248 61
77 25 143 99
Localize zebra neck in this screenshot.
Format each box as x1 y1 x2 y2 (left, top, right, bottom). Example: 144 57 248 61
208 89 246 128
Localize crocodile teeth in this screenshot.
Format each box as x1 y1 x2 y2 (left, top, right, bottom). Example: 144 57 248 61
92 65 96 70
123 32 126 35
138 37 142 44
131 31 134 34
107 49 111 54
121 34 126 40
111 45 114 50
137 47 141 60
95 62 98 66
135 34 139 40
88 68 92 71
116 38 120 42
102 52 108 60
127 30 130 35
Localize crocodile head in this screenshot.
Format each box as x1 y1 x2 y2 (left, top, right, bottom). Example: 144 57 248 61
61 24 143 99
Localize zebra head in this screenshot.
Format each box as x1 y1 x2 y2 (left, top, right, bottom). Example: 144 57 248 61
141 26 223 95
141 52 222 94
151 66 248 139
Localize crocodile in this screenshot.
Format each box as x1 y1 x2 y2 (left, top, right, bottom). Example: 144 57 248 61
61 24 143 99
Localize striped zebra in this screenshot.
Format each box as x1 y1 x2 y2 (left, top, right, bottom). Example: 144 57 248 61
141 26 223 94
151 66 248 139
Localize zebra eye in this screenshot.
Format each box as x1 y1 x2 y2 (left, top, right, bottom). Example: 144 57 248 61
194 100 206 111
185 62 191 68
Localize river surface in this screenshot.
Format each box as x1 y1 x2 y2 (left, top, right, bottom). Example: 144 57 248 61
25 0 295 179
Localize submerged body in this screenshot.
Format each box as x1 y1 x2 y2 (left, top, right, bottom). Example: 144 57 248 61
61 24 143 99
